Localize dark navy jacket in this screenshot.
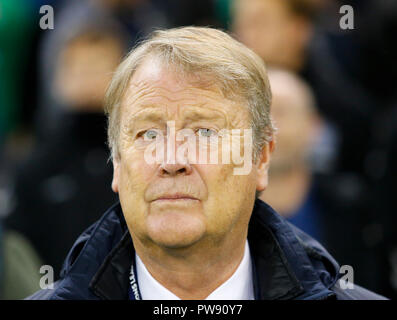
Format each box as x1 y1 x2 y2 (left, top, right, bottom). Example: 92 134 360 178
28 199 387 300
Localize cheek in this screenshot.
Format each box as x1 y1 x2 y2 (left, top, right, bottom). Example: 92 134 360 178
119 134 157 179
196 164 255 231
196 163 233 193
117 148 156 230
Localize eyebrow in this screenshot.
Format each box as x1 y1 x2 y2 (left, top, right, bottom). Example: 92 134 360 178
182 108 226 123
126 104 228 130
126 107 165 127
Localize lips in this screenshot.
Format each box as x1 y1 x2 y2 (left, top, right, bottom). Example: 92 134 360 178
153 194 199 201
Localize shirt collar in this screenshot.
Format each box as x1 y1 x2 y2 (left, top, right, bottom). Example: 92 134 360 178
136 240 254 300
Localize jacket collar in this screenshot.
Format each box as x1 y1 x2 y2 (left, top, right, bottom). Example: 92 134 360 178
247 200 337 300
63 199 337 300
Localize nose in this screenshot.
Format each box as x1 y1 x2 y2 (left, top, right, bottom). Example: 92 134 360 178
157 124 193 176
158 159 192 176
158 139 193 176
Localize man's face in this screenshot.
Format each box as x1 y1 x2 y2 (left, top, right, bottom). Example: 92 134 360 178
112 58 271 250
233 0 310 71
56 36 123 111
269 73 318 173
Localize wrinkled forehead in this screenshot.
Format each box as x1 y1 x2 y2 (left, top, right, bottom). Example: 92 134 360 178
125 57 222 100
120 57 249 122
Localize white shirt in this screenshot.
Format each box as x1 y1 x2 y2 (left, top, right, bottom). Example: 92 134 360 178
136 240 255 300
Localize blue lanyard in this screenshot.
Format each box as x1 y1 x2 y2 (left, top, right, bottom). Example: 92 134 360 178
128 260 142 300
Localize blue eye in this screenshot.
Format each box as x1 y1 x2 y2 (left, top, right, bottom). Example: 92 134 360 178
197 128 217 137
142 130 159 140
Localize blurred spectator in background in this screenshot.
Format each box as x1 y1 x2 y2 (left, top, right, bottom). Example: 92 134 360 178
231 0 368 175
36 0 169 136
231 0 397 298
232 0 318 72
260 68 384 292
5 24 127 277
260 69 324 240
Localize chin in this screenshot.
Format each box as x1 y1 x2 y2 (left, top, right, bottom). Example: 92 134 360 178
146 211 206 249
150 235 203 250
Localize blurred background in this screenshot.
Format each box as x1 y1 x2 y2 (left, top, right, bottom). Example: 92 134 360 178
0 0 396 299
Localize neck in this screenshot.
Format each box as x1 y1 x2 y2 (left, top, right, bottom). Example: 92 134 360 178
131 230 248 300
260 165 311 218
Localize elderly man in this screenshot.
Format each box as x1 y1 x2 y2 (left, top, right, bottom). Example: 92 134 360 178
29 27 385 300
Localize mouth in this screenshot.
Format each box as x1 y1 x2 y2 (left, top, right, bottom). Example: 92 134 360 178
153 194 199 202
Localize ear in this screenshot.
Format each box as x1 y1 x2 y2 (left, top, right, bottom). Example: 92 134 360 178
111 158 120 193
256 139 275 192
